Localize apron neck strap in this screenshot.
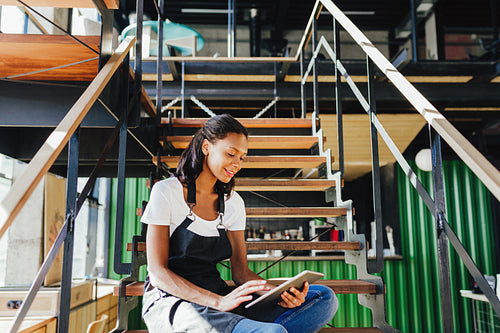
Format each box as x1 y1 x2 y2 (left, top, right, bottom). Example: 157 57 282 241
186 181 225 215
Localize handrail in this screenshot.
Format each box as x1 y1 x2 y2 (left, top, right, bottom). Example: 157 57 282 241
0 36 135 240
316 0 500 201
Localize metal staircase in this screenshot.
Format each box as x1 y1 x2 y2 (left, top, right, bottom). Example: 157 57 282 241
111 116 397 332
1 0 499 332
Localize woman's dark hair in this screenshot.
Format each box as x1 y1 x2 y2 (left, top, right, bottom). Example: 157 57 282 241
175 114 248 195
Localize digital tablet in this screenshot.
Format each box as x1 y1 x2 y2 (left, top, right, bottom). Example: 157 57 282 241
244 270 325 308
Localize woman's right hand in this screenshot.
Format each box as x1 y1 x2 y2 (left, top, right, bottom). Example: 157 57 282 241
216 280 269 312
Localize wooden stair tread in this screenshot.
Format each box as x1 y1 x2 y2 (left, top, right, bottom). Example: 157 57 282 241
0 34 100 81
136 206 347 218
146 178 339 191
114 279 376 297
154 155 329 169
161 118 314 128
0 0 119 8
127 240 358 252
246 241 359 251
164 136 319 149
246 207 347 217
123 327 384 333
146 178 340 191
235 178 339 191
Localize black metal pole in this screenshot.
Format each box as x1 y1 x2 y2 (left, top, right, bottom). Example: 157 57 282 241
430 125 454 333
274 62 278 118
367 57 384 274
113 59 132 275
57 128 79 333
250 7 261 57
135 0 144 123
312 17 319 129
181 60 185 118
410 0 418 62
333 18 344 176
300 49 306 119
157 0 164 124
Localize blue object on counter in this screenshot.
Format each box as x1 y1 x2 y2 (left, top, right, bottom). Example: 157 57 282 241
120 19 204 56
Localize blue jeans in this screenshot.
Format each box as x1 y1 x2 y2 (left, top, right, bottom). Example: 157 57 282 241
232 285 338 333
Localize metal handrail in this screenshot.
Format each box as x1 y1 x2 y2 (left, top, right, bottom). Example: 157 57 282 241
316 0 500 201
297 0 500 325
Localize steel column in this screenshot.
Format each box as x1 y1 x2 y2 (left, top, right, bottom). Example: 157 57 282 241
367 57 384 273
274 62 278 118
410 0 418 62
113 60 132 275
227 0 236 57
312 17 319 129
333 18 344 176
156 0 164 123
181 61 185 118
300 49 306 118
135 0 144 120
97 9 114 68
57 128 79 333
430 126 454 332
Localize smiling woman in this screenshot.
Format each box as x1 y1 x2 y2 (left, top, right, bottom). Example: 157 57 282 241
140 114 338 333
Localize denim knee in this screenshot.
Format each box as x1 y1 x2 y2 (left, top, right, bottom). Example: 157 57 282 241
312 285 339 320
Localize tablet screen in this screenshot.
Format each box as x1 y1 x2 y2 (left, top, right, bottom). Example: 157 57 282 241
244 270 325 308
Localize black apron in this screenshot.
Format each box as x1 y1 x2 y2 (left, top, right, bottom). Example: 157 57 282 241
142 182 244 333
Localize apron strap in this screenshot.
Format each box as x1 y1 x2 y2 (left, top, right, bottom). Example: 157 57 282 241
186 180 226 226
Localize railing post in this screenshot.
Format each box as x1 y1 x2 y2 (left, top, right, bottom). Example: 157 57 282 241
57 128 79 333
312 16 319 133
113 58 132 275
181 60 185 118
410 0 418 62
300 48 306 119
367 56 384 273
156 0 164 124
430 125 454 333
274 61 278 118
333 17 344 176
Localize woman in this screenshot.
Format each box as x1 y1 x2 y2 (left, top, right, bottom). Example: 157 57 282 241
141 114 338 333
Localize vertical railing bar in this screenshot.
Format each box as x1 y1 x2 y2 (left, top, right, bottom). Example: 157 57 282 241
333 17 344 176
135 0 144 120
430 126 454 332
274 61 278 118
312 16 319 133
300 48 306 119
410 0 418 62
156 0 163 124
367 56 384 273
181 60 185 118
57 128 79 333
113 64 132 275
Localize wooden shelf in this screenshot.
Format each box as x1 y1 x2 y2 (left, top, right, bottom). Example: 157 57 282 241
154 155 328 169
0 0 119 8
0 34 100 81
164 135 319 150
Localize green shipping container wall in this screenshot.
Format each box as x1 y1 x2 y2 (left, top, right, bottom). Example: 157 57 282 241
107 160 496 332
394 160 496 333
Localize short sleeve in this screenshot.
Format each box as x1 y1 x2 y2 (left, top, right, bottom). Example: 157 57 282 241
140 181 171 226
224 191 246 231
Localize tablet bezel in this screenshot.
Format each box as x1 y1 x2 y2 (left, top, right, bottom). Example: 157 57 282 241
244 270 325 308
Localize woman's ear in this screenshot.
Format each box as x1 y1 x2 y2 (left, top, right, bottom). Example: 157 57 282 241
201 139 210 156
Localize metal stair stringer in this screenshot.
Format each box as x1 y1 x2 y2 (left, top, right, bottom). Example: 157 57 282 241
320 143 399 332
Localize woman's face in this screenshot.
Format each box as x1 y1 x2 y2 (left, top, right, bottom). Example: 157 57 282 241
202 132 248 183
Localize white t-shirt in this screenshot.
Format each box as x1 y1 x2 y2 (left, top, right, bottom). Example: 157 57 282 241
141 177 246 236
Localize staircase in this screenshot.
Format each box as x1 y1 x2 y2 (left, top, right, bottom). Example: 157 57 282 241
111 117 398 332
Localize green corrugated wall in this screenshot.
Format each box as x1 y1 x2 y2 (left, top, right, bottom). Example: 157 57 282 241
394 160 496 333
107 160 496 332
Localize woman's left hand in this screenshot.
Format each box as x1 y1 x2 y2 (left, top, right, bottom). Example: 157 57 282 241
278 281 309 308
